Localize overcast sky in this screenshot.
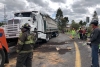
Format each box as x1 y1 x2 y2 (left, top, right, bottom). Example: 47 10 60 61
0 0 100 23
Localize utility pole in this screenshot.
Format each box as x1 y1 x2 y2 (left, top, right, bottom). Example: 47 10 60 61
4 4 7 23
86 17 90 27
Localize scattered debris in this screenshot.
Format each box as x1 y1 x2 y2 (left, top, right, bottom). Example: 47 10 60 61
83 42 87 46
79 41 83 43
67 47 72 50
56 47 60 51
65 42 69 44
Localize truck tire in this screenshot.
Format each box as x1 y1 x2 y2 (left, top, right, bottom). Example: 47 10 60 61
53 32 58 37
34 28 38 44
46 34 50 42
56 32 59 37
34 33 38 44
0 49 5 67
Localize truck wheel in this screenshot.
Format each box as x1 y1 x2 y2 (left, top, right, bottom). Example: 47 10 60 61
56 32 59 37
34 28 38 44
53 32 58 37
46 34 50 42
34 33 38 44
0 49 5 67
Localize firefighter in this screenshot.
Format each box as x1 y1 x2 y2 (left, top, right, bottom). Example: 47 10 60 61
16 23 34 67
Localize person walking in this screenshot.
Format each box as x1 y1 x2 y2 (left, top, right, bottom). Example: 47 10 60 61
82 28 87 40
16 23 34 67
88 20 100 67
78 28 83 40
71 28 76 39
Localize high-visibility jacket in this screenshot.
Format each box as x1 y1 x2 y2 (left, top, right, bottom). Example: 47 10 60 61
71 30 76 36
17 31 34 53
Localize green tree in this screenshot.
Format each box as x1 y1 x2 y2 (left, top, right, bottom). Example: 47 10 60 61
83 21 86 25
56 8 63 30
72 20 75 24
79 20 86 26
60 18 66 31
0 22 4 26
87 26 92 34
56 8 63 18
71 20 80 30
79 20 83 26
55 8 69 32
64 17 69 24
56 8 63 25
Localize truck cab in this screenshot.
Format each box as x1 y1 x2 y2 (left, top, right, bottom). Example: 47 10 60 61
1 11 38 39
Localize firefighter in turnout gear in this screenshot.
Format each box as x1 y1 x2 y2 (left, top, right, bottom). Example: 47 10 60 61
16 23 34 67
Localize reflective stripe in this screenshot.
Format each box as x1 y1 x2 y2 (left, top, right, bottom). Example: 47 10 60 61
18 32 34 45
20 50 33 53
18 40 24 45
17 49 33 53
24 35 34 44
25 40 34 44
19 33 22 37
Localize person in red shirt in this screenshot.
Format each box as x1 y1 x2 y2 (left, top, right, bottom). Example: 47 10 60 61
78 28 83 40
82 29 86 40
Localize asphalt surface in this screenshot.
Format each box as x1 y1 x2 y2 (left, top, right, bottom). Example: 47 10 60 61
5 33 93 67
74 39 91 67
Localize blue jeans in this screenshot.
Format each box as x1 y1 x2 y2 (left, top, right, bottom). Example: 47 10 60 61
91 44 99 67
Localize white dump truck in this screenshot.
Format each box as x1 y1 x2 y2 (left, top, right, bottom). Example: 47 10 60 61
1 11 58 46
0 10 59 66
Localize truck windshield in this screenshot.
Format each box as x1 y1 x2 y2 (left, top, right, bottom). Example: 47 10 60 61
14 12 31 17
8 19 20 24
14 11 38 17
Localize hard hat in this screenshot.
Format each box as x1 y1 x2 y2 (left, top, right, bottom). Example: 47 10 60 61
90 20 98 26
21 23 31 29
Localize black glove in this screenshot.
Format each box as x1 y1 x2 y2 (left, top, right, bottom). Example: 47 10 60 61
87 42 91 47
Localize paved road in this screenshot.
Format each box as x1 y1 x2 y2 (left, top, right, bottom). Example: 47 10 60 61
5 33 93 67
74 39 91 67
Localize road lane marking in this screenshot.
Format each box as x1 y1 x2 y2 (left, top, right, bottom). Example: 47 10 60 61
74 42 81 67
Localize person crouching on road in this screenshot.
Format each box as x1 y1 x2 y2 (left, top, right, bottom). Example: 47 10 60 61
16 23 34 67
88 20 100 67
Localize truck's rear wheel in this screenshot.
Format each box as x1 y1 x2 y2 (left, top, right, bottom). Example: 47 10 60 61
0 49 5 67
56 32 59 37
52 32 58 37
